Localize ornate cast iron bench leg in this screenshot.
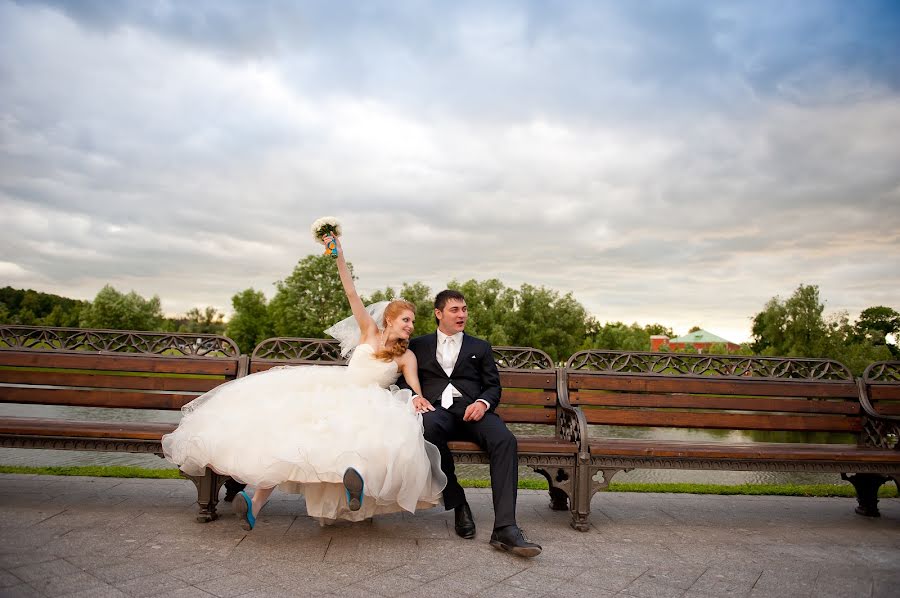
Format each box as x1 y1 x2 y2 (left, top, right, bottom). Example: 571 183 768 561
182 468 228 523
532 462 587 530
842 472 894 517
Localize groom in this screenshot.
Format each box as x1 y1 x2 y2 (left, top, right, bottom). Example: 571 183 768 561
402 290 541 557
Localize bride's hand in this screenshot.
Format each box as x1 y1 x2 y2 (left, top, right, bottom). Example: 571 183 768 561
322 234 343 255
412 396 434 414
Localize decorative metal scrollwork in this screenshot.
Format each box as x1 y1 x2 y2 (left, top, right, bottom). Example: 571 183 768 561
566 349 853 381
861 417 900 450
492 346 554 370
250 338 554 370
557 407 582 446
0 325 239 358
863 361 900 383
251 337 345 362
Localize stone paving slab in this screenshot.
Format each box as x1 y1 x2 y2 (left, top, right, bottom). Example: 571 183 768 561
0 474 897 597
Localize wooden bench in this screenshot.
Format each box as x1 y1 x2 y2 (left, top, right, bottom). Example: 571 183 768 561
250 337 591 529
0 325 248 522
564 350 900 519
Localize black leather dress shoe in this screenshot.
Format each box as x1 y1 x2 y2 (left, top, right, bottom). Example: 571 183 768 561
454 503 476 539
489 525 542 558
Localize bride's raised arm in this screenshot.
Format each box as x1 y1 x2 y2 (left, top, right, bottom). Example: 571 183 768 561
325 234 379 343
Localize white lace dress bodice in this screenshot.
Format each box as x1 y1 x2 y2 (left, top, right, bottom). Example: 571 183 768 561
162 344 445 523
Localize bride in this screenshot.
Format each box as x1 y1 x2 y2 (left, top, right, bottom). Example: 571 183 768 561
162 232 446 529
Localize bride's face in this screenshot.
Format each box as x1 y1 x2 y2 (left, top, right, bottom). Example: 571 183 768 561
388 309 416 340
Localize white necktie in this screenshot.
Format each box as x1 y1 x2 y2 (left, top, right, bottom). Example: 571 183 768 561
440 336 455 409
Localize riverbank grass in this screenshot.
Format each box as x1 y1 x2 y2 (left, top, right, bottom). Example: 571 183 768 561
1 465 896 497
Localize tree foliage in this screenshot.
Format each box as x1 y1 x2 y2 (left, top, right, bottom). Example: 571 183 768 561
585 320 674 352
854 306 900 356
169 306 226 335
268 255 353 338
0 286 86 327
226 289 273 354
79 285 164 330
6 260 897 373
751 284 893 373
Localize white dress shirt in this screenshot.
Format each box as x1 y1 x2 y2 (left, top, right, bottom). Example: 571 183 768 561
437 330 462 408
436 330 489 411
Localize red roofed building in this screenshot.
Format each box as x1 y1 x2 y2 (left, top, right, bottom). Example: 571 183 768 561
651 329 741 353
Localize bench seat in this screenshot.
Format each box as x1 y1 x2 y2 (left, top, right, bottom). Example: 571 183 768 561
0 417 175 443
448 436 578 455
587 438 900 466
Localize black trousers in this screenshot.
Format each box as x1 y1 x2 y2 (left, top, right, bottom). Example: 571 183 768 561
422 407 518 529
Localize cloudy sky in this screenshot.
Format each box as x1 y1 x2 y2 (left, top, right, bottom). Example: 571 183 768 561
2 0 898 343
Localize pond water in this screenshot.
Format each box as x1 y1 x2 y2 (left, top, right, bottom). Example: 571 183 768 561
0 404 851 486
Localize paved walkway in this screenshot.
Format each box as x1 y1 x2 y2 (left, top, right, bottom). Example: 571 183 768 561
0 474 897 598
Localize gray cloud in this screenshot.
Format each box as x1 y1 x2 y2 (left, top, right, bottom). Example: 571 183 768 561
2 0 899 342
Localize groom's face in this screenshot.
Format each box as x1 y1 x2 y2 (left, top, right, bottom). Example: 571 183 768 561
435 299 468 335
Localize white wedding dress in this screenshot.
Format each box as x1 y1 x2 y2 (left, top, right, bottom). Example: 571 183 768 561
162 343 446 522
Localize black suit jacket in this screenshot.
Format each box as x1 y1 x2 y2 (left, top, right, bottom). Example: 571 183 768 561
400 333 502 412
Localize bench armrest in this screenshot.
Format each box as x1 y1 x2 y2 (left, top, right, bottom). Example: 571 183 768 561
556 369 589 461
856 378 900 449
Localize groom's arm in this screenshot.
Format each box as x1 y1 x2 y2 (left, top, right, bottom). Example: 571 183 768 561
476 341 502 411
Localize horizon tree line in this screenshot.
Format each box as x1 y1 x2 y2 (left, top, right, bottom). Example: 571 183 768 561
2 255 897 372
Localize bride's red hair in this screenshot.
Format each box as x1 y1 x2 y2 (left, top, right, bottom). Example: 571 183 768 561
374 300 416 361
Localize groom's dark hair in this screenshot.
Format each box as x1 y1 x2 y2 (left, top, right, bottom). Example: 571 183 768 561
434 289 466 324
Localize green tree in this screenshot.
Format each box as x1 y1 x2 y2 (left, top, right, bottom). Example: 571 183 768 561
40 304 80 327
585 321 674 351
751 285 895 373
173 306 226 335
268 255 352 338
501 283 588 362
80 285 164 330
822 310 893 374
227 289 273 354
0 286 86 326
751 284 827 357
447 278 516 345
855 306 900 356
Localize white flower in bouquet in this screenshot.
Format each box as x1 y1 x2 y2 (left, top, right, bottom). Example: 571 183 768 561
310 217 342 244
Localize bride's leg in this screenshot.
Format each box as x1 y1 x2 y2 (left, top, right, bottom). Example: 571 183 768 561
251 486 275 517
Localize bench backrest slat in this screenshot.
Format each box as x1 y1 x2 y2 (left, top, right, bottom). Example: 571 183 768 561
569 391 860 415
1 370 226 393
0 327 242 410
0 351 239 376
567 350 863 436
570 374 858 398
2 387 201 410
582 409 861 432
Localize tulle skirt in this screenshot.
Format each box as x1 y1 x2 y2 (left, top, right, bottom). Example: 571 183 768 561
162 365 446 522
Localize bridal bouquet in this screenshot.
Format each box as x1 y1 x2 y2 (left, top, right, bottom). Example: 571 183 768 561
311 217 342 257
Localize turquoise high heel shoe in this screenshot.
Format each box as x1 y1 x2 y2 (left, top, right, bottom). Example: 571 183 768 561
343 467 364 511
233 490 256 530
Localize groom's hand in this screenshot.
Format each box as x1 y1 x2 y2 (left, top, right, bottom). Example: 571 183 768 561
463 401 486 422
